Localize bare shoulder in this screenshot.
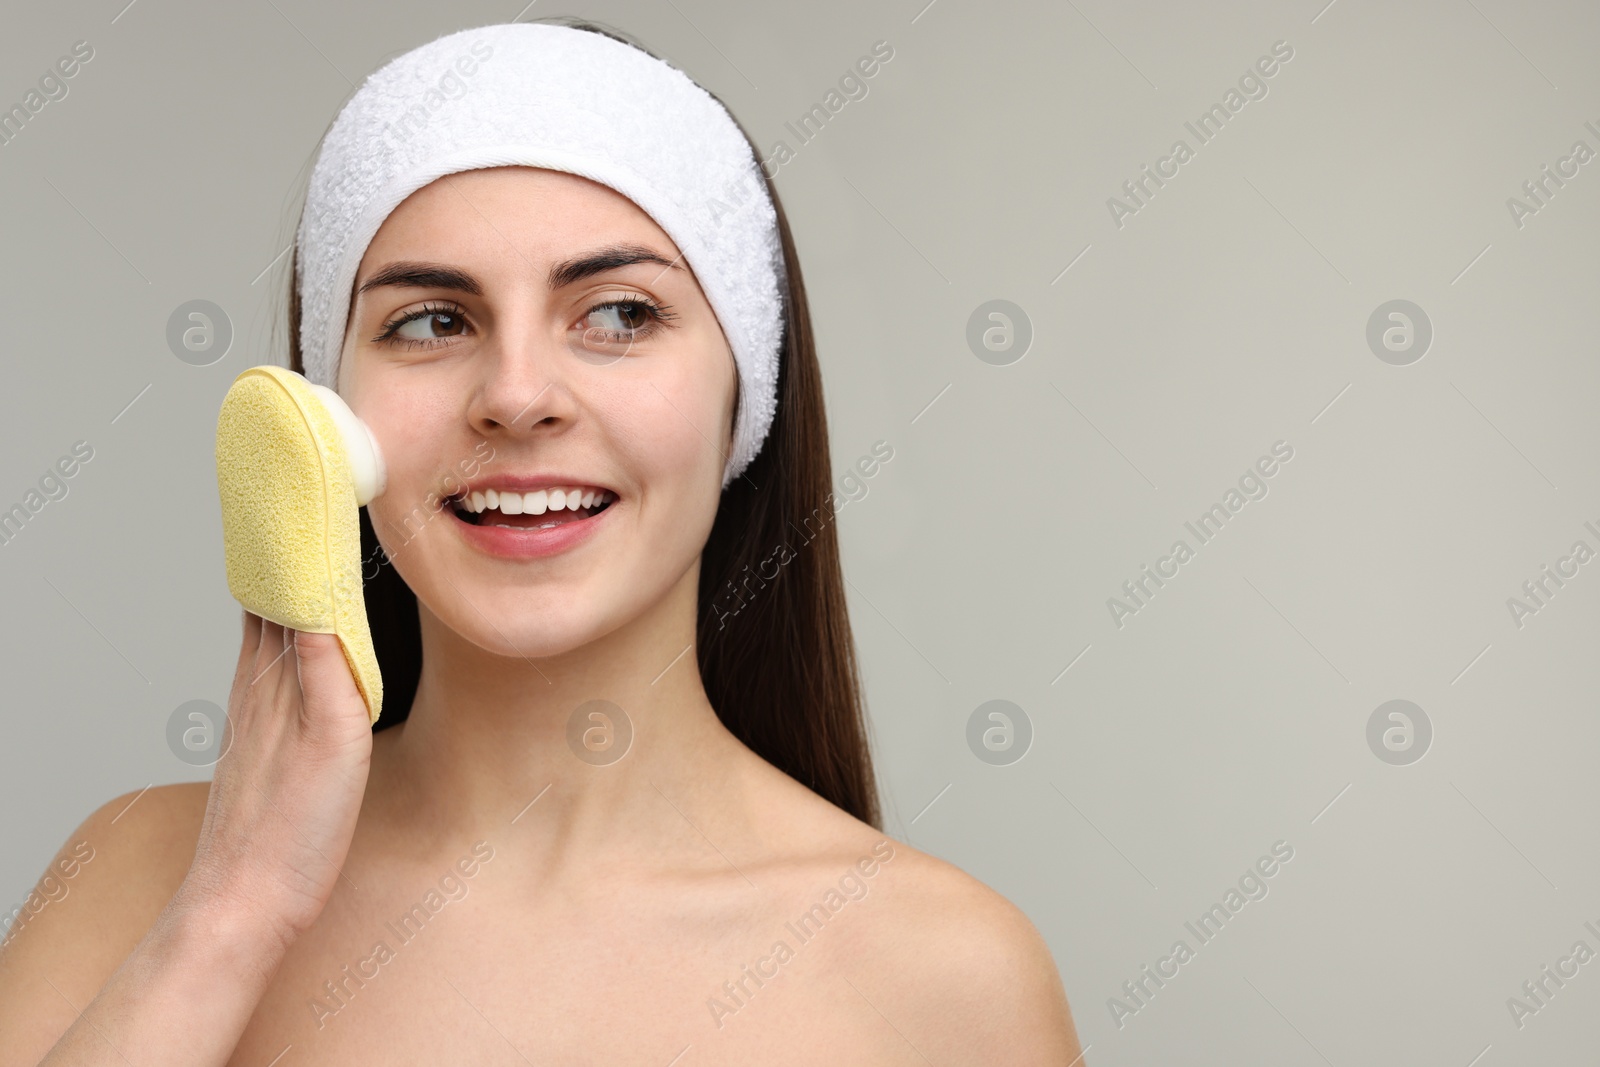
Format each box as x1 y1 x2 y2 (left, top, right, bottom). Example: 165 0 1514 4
0 781 210 1061
754 777 1084 1064
845 836 1084 1064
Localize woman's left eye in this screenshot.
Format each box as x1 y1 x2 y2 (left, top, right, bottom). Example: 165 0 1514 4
579 296 675 342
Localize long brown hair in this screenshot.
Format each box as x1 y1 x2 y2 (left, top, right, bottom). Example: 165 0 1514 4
283 16 880 829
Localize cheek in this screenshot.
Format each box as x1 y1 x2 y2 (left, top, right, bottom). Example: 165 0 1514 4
362 407 459 545
610 348 736 479
368 481 450 565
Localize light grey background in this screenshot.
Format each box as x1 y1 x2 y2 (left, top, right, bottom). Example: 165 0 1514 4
3 0 1597 1062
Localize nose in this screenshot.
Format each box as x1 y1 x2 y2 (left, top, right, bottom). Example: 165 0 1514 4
465 315 581 439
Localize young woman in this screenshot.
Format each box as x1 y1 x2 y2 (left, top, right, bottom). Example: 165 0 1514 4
0 18 1083 1065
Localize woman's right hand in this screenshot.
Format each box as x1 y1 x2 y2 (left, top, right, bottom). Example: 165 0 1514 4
173 611 376 950
10 615 376 1066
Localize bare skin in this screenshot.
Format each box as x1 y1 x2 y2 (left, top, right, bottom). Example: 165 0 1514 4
0 167 1084 1065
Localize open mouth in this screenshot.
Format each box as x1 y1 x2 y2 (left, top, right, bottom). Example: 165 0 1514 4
450 486 616 531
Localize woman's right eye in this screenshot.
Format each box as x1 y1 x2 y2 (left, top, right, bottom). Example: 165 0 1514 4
378 303 469 347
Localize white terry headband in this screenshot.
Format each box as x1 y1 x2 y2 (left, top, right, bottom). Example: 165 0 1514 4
296 22 785 489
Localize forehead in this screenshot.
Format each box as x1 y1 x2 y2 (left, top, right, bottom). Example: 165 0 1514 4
358 166 683 277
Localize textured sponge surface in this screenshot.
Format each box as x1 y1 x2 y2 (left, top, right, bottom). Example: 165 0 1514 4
215 366 384 724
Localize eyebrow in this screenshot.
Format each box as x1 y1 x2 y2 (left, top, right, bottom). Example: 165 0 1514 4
355 244 684 297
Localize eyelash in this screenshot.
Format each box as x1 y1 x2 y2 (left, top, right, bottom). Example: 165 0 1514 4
371 294 678 351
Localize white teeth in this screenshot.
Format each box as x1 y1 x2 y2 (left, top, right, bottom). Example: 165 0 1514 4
456 486 612 515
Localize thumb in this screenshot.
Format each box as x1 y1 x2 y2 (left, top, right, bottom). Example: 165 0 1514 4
291 630 365 719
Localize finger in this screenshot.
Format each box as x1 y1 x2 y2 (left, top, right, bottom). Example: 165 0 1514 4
231 610 266 694
253 620 293 689
270 624 302 706
292 630 364 727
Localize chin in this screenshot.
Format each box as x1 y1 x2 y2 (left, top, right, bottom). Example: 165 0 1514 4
433 583 626 660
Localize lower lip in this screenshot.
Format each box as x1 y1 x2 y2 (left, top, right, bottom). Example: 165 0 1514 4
449 501 615 559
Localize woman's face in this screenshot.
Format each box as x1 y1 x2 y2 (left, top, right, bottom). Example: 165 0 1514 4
339 166 738 659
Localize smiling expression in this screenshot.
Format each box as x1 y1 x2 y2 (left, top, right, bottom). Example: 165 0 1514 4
336 165 740 658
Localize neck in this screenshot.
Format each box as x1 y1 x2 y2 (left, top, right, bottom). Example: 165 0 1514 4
370 566 745 873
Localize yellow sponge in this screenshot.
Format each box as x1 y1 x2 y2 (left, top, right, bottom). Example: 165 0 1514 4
214 366 383 724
